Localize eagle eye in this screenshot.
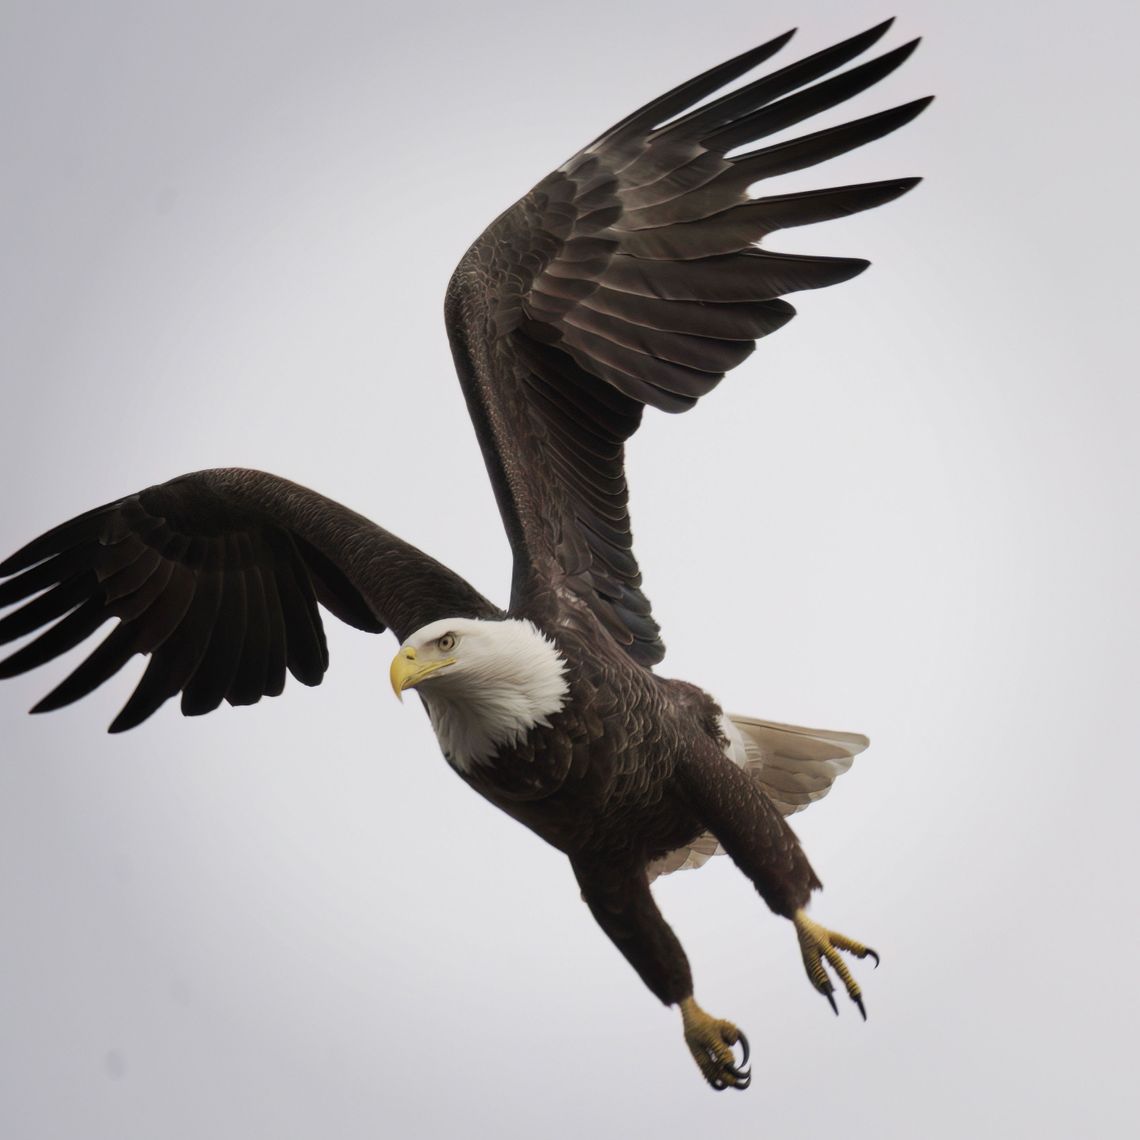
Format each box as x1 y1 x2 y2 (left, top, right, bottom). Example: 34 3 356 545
437 633 457 652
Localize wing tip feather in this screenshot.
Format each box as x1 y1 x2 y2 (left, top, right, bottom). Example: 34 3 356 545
29 692 65 715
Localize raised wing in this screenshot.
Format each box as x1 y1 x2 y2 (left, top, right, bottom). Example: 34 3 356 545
0 468 500 731
445 20 929 667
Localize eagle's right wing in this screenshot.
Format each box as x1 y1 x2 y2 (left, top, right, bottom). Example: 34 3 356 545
0 468 500 731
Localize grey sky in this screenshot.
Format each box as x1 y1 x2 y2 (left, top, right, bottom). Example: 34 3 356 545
2 2 1137 1137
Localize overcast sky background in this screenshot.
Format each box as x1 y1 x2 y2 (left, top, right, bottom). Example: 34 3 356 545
2 1 1137 1136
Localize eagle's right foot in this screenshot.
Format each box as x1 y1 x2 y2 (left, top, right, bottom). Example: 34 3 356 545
679 996 751 1091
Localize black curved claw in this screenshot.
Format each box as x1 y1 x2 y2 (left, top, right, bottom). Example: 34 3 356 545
725 1031 752 1091
824 989 838 1016
709 1033 752 1091
866 947 880 968
853 993 867 1021
731 1067 752 1091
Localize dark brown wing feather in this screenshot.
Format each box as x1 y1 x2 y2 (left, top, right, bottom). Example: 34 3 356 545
445 20 929 666
0 468 500 731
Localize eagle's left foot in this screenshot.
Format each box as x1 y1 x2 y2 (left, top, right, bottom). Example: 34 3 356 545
793 909 879 1019
679 996 751 1091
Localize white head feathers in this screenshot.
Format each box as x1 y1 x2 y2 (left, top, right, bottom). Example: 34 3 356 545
397 617 569 772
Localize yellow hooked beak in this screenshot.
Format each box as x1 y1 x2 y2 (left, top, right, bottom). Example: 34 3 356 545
389 645 457 701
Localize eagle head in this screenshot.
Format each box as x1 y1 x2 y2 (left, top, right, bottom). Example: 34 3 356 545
389 617 569 770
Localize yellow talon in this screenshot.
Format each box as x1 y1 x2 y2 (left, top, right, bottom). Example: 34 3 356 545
793 909 879 1019
679 996 751 1091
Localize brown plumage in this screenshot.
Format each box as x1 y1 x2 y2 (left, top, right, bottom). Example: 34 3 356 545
0 21 925 1089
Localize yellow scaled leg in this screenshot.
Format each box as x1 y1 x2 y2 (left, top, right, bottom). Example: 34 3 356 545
793 909 880 1019
679 996 751 1091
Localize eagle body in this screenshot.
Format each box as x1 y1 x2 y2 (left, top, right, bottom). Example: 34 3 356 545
469 672 820 919
396 612 824 1012
1 22 926 1089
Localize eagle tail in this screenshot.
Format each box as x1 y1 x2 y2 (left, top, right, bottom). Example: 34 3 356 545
728 716 868 817
646 717 867 882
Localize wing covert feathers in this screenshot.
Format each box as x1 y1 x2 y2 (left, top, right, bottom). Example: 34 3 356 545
0 469 499 730
447 21 928 666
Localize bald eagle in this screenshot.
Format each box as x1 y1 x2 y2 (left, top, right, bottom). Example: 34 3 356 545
0 22 926 1090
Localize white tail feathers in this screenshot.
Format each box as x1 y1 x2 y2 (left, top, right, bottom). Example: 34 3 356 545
728 715 868 816
646 715 868 883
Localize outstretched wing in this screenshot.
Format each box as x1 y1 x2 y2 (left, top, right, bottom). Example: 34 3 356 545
0 468 500 731
445 20 929 667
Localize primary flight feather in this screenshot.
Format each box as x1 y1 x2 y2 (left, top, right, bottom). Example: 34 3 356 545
0 20 927 1089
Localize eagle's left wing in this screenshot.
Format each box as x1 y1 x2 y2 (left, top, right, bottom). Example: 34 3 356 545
445 21 929 666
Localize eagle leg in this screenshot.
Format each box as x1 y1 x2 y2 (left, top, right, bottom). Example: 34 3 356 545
793 909 879 1019
680 997 752 1091
676 745 878 1022
573 857 751 1090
